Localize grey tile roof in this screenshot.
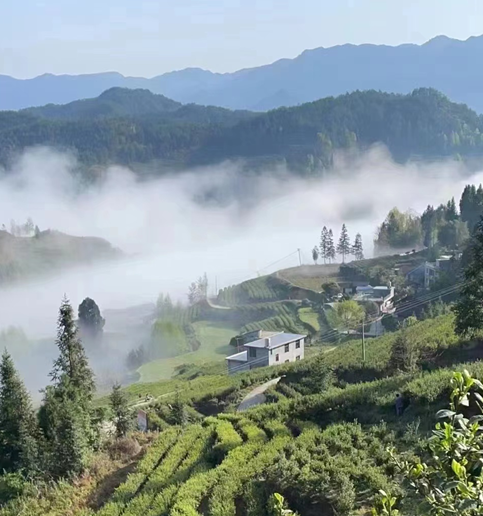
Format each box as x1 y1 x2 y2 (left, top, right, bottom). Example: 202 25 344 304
243 332 306 350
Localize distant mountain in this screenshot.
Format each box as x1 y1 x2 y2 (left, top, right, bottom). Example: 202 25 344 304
1 88 482 174
0 229 122 286
3 35 483 112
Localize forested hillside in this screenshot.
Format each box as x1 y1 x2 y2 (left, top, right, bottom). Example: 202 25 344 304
1 88 483 173
23 87 255 125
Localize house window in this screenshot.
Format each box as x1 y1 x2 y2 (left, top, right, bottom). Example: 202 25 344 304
249 348 256 358
275 354 279 362
295 340 301 349
284 343 290 353
296 356 300 361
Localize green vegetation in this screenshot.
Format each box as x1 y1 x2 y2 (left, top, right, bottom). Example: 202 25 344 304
297 307 320 332
4 206 483 515
3 88 483 175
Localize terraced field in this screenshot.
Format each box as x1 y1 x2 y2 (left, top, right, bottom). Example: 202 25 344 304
91 411 395 516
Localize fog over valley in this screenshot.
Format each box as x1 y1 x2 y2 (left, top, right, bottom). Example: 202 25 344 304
0 144 478 345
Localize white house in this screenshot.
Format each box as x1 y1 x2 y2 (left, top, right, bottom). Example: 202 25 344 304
226 331 306 375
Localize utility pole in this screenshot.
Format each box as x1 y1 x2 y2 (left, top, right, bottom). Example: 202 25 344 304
215 276 218 297
297 248 302 266
362 315 366 365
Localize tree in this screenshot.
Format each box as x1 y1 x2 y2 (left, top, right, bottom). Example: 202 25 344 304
40 298 96 478
110 383 131 438
320 281 341 301
327 300 364 332
34 225 40 238
454 218 483 337
337 224 351 263
352 233 364 260
326 229 336 263
188 282 199 305
51 297 95 402
320 226 329 263
24 217 34 236
0 350 39 476
312 246 319 264
388 328 419 373
78 297 105 344
375 208 422 252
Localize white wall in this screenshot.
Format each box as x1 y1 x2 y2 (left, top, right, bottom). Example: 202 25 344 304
268 338 304 365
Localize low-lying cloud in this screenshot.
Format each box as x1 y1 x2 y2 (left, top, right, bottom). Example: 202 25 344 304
0 144 481 393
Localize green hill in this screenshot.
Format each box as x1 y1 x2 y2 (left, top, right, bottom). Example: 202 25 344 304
6 309 483 516
0 229 121 285
2 88 483 172
24 87 182 120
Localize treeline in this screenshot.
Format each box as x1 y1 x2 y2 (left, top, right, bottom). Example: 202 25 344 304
1 218 40 237
375 182 483 253
2 88 483 174
314 224 363 264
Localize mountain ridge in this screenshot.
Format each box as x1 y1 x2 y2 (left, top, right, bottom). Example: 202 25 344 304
3 34 483 111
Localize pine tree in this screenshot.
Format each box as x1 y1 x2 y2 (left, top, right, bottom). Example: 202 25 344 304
455 218 483 337
320 226 329 263
40 386 91 478
51 297 95 403
327 229 336 263
110 383 131 438
0 350 39 476
352 233 364 260
40 297 96 478
312 246 319 264
337 224 351 263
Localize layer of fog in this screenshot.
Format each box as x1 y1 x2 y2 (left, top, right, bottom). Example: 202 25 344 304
0 145 482 394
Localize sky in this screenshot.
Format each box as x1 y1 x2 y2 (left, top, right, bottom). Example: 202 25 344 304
1 0 483 79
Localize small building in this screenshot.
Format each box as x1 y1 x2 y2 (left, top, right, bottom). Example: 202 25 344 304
353 284 395 314
226 332 306 375
406 261 439 289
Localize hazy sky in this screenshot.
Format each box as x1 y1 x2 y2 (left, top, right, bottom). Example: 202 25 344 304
1 0 483 78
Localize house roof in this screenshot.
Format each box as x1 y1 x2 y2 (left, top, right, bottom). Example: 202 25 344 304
243 332 306 350
226 350 248 362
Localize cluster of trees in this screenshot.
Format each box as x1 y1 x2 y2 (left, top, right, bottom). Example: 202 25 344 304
187 273 209 305
1 218 40 237
375 208 422 253
375 183 483 255
314 225 363 264
0 297 132 491
3 88 483 174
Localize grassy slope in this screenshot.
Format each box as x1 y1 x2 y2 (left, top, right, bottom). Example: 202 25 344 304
298 307 320 332
278 264 341 290
137 321 236 382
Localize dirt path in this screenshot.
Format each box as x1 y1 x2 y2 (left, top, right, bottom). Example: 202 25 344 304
238 377 281 412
